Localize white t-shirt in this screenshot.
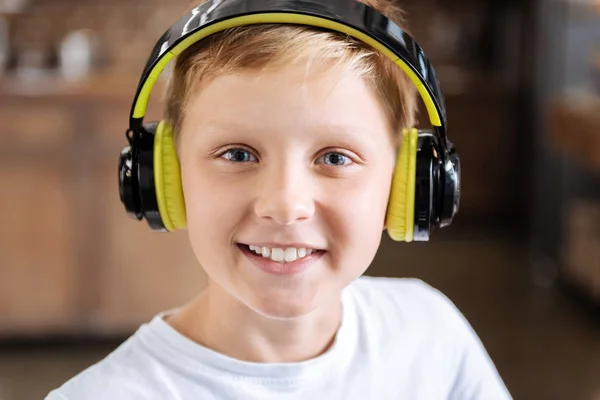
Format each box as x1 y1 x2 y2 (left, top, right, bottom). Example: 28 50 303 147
46 276 512 400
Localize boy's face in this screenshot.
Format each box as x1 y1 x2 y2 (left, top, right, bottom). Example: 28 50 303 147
178 62 397 319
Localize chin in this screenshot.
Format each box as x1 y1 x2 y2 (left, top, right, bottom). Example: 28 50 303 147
244 289 320 320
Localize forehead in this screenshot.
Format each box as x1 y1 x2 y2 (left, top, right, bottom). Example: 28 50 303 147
182 63 394 141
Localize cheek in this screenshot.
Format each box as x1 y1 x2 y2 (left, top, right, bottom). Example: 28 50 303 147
179 163 243 258
181 156 243 218
324 167 393 266
341 165 393 222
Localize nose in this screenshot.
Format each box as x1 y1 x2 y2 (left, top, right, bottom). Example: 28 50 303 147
253 164 315 226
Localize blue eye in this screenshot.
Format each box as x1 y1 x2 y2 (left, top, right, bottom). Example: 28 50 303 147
221 148 257 163
320 152 352 166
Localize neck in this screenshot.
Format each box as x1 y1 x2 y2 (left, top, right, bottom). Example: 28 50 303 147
167 280 343 363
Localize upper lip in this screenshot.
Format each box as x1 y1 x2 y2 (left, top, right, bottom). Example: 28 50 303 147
240 242 324 250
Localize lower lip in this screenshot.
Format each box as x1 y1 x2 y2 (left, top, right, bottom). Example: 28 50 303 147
237 244 324 275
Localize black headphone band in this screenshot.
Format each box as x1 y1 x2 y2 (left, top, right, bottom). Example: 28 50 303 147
127 0 448 142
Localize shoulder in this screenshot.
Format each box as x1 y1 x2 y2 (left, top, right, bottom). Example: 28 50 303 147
347 276 465 327
345 276 488 356
45 331 167 400
346 277 511 399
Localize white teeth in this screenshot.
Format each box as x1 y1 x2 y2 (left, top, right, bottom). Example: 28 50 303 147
271 248 284 262
245 245 317 263
261 247 270 257
284 248 297 262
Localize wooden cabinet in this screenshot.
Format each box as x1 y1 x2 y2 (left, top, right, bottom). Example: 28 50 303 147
550 96 600 173
0 103 73 148
0 76 206 337
550 96 600 303
0 161 79 335
562 200 600 302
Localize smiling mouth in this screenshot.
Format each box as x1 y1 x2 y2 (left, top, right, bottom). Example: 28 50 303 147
237 243 324 263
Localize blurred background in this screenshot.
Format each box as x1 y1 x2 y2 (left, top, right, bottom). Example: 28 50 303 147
0 0 599 398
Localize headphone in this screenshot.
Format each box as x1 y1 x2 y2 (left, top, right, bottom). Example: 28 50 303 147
118 0 461 242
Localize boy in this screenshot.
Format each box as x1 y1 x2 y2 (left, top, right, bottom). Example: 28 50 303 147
47 0 512 398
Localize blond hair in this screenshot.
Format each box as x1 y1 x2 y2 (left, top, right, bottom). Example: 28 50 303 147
164 0 418 145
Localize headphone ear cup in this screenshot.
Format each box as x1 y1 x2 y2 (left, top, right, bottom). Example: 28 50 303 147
154 120 187 231
386 128 418 242
119 145 142 221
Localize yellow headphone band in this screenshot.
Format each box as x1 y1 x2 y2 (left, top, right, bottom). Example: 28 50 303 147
127 0 448 138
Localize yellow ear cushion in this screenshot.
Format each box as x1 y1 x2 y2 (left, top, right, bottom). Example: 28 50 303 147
386 128 418 242
153 120 187 231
